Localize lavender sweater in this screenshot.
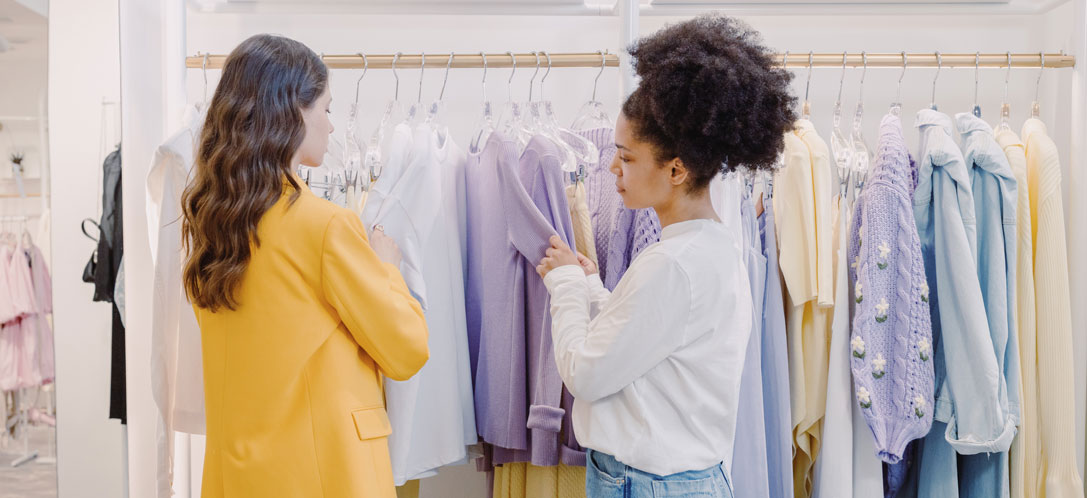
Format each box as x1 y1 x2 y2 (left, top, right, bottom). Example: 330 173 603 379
465 132 578 467
847 114 935 463
579 128 661 290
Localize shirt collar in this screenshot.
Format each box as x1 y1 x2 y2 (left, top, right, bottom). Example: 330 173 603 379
915 108 954 135
661 218 719 241
955 112 994 137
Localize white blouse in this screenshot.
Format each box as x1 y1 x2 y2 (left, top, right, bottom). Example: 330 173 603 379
543 218 752 477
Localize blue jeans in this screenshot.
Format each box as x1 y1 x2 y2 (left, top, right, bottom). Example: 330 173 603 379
586 449 734 498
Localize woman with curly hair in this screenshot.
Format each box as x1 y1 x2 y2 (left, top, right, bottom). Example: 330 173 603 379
536 14 796 497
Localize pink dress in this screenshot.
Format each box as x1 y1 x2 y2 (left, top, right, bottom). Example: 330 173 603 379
28 245 54 383
4 241 42 389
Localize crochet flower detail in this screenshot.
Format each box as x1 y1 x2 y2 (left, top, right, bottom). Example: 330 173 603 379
851 336 866 359
872 353 887 379
855 282 863 303
877 241 891 269
859 225 865 246
852 254 861 271
920 281 930 303
918 338 931 362
914 396 926 418
857 387 872 409
875 298 890 323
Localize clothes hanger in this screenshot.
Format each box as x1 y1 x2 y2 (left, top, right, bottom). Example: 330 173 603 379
570 50 614 131
346 53 368 194
426 53 454 140
802 51 814 120
851 52 872 193
404 52 427 125
496 51 532 149
891 52 907 116
930 51 942 111
538 51 599 178
831 52 853 196
972 52 983 118
469 52 496 154
367 52 404 184
999 52 1013 131
1031 52 1044 119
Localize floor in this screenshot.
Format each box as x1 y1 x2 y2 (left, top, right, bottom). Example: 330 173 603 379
0 425 58 498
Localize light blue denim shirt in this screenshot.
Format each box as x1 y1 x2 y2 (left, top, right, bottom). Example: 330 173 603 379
912 109 1017 454
955 112 1020 498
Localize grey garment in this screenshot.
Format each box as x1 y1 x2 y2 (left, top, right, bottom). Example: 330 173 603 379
586 449 734 498
114 256 125 327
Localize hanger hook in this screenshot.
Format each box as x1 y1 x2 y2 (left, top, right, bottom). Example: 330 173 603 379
895 51 907 105
480 52 488 102
804 51 814 103
1003 52 1011 103
507 51 518 102
858 51 868 103
354 53 368 107
529 51 541 101
835 52 847 104
1035 52 1045 102
417 52 426 104
392 52 402 102
202 53 209 102
591 50 607 102
930 51 942 109
439 53 454 101
540 51 553 101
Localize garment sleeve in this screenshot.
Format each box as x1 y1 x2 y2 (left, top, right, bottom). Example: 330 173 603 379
494 148 559 264
321 211 429 381
586 273 611 318
543 252 692 402
931 165 1012 453
774 132 818 305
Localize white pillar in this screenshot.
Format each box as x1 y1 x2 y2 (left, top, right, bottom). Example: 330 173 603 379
619 0 639 98
1067 0 1087 485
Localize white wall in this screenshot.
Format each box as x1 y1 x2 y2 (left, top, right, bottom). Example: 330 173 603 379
48 0 127 497
115 4 1085 497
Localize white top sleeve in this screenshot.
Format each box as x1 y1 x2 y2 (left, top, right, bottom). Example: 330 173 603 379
543 251 693 403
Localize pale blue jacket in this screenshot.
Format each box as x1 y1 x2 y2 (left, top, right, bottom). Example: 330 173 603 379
912 109 1017 455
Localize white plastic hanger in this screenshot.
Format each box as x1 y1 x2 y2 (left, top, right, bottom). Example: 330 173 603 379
831 52 853 195
570 50 614 131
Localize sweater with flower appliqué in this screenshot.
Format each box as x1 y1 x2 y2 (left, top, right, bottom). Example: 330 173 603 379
847 113 935 464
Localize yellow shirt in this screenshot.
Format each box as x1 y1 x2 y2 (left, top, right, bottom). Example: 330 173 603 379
774 119 835 498
194 183 429 498
1022 119 1085 498
995 127 1040 498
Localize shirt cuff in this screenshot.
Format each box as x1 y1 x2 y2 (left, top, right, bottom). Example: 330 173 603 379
586 273 605 291
543 265 585 293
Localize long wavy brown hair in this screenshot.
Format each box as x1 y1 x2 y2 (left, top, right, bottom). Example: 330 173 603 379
182 34 327 312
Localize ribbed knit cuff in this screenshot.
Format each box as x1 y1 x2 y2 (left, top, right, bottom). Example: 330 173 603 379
527 404 565 433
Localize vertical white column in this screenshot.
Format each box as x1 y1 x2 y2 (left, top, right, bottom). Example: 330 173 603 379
619 0 639 98
1067 0 1087 484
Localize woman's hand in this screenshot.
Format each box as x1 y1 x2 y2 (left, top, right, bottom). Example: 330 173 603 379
370 226 402 267
577 253 599 276
536 235 582 278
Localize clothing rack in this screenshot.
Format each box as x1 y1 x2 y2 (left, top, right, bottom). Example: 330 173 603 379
186 51 1074 70
187 51 622 70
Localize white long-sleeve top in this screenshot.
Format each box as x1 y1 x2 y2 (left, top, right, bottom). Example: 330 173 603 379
543 218 752 477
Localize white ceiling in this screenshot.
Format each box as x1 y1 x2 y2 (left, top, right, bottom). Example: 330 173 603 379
0 0 47 62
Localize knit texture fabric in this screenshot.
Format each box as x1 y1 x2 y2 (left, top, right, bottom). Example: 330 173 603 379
566 182 598 265
847 114 934 464
579 128 661 289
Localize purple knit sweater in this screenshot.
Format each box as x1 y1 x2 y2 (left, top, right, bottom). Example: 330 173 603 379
579 128 661 290
847 114 935 464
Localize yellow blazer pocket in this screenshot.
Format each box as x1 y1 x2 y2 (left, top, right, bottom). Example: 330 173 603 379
351 407 392 440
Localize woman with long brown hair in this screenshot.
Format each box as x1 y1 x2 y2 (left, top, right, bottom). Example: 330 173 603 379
181 34 428 497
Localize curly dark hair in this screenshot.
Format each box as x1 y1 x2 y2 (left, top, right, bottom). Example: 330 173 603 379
623 14 797 191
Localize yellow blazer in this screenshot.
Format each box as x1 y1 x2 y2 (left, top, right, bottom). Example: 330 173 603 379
194 182 428 498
